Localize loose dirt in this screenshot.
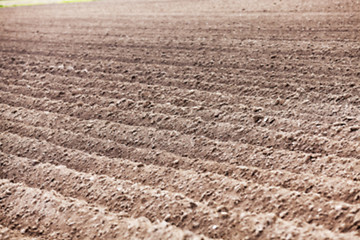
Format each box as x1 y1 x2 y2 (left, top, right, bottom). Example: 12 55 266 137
0 0 360 239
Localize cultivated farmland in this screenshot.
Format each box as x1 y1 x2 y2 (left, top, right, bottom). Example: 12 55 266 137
1 0 360 239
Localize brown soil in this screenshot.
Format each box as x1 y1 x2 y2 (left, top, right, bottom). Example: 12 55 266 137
1 0 360 239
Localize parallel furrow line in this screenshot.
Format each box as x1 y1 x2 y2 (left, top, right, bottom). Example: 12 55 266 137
2 180 354 240
1 57 359 122
3 75 359 145
1 89 359 182
1 84 360 164
1 125 360 209
2 50 360 90
2 58 359 109
1 46 359 79
0 179 204 240
0 151 232 238
1 130 360 234
1 36 360 63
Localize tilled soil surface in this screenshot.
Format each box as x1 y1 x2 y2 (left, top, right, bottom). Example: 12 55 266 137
1 0 360 239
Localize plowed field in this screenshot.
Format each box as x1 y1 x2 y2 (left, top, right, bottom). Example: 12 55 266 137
1 0 360 239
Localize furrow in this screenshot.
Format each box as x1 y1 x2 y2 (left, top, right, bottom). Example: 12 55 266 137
1 122 360 234
2 15 360 39
1 35 359 69
2 49 360 92
2 179 355 240
0 152 228 238
2 78 359 151
2 69 359 140
2 55 359 124
1 35 360 80
0 179 205 240
0 115 359 205
1 89 360 182
0 96 358 200
1 1 360 238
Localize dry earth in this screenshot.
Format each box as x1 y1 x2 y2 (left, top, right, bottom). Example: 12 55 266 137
1 0 360 239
